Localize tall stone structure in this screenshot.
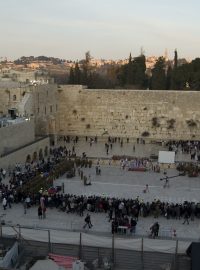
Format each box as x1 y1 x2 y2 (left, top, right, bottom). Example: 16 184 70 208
1 83 200 142
56 85 200 140
0 82 58 142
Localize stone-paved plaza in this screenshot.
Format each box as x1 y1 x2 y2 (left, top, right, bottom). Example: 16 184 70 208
1 139 200 243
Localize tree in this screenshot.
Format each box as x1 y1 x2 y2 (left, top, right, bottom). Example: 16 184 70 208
68 67 75 84
133 55 147 88
117 54 146 89
150 57 166 90
174 49 178 69
74 62 81 84
171 63 191 90
81 51 92 85
166 66 172 90
127 53 134 85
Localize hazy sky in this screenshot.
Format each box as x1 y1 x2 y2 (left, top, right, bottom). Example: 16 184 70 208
0 0 199 60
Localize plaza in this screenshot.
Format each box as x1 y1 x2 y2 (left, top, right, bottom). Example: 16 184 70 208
1 139 200 244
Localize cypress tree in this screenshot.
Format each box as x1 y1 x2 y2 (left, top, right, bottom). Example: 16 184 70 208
74 62 81 84
174 49 178 69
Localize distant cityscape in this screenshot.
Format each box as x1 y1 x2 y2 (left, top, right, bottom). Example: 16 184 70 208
0 50 191 90
0 52 189 71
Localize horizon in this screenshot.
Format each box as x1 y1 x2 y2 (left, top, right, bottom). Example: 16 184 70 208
0 0 200 61
1 51 194 63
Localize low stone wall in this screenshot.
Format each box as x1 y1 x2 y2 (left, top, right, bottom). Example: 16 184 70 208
0 136 50 169
0 119 35 156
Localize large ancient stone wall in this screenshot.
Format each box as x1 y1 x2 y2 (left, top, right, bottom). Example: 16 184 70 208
32 84 58 136
57 85 200 140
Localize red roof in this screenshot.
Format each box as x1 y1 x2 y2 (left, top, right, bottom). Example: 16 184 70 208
49 253 77 268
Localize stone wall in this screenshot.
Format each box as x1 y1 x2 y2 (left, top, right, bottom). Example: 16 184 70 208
57 86 200 140
0 87 26 116
32 84 58 136
0 119 35 155
0 83 58 136
0 136 50 169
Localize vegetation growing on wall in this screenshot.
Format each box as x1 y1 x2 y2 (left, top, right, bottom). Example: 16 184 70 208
141 131 150 137
167 119 176 129
187 119 197 128
152 117 160 127
72 109 77 114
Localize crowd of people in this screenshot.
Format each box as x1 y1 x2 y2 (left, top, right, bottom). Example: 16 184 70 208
0 146 77 212
1 137 200 239
1 182 198 235
166 140 200 160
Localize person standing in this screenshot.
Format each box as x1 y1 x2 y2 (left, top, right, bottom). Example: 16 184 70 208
143 184 149 193
83 214 93 229
130 218 137 234
2 197 7 210
163 176 170 188
183 209 190 225
23 201 27 214
150 222 159 238
38 206 43 219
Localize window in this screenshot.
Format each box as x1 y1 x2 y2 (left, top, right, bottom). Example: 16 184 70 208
44 106 46 114
50 105 53 113
13 95 16 101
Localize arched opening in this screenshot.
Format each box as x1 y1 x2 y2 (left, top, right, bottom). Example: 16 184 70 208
26 154 31 163
32 151 37 161
39 149 43 160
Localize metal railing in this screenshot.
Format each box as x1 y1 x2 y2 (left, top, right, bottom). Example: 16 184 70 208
1 224 186 270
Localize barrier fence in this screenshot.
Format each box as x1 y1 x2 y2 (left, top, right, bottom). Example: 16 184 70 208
0 224 191 270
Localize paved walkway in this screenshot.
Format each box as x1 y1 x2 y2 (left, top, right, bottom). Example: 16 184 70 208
58 138 193 162
55 165 200 203
1 140 200 244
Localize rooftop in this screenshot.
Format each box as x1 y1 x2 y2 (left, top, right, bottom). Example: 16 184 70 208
0 81 28 89
0 116 30 128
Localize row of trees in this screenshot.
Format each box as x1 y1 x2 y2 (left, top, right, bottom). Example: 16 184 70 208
151 56 200 90
68 51 200 90
14 55 64 65
68 52 117 88
68 52 147 89
117 54 147 88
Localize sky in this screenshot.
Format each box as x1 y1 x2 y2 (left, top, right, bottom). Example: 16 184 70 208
0 0 200 61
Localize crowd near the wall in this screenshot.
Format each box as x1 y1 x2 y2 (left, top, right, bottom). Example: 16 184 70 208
167 141 200 160
0 136 200 238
